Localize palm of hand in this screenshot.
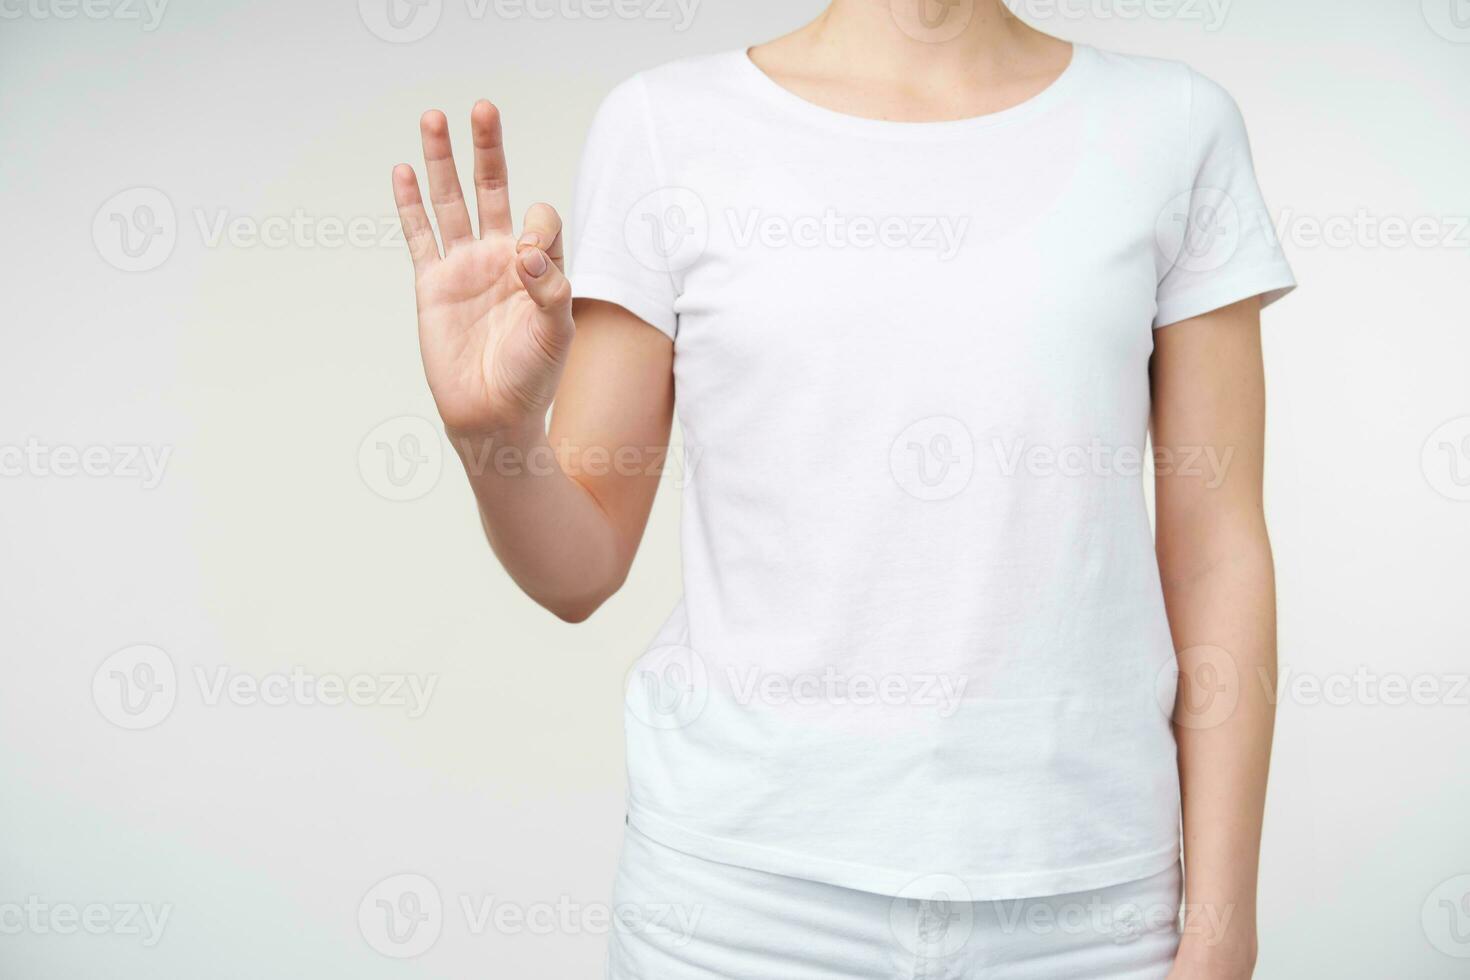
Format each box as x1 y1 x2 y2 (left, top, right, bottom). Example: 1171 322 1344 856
414 233 551 435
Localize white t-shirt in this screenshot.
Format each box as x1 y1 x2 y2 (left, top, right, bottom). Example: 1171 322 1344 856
571 43 1295 900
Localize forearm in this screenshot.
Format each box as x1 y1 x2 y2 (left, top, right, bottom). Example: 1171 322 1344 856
450 420 630 622
1159 520 1277 970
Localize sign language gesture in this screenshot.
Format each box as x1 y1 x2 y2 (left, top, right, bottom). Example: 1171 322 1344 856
392 101 574 438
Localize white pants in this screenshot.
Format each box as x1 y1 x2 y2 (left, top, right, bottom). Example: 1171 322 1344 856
607 824 1182 980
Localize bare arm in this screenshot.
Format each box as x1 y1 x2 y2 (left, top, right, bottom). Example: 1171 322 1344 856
1151 297 1277 979
455 301 673 622
393 103 673 623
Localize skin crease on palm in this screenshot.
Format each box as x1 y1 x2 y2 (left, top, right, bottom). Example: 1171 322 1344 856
389 2 1278 977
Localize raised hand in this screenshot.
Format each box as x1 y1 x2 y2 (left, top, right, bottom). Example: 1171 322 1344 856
393 101 574 437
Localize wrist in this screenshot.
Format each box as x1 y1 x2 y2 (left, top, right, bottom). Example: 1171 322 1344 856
446 418 550 480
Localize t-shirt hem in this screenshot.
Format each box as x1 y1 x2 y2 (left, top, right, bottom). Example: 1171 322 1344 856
1153 263 1297 329
626 804 1182 901
572 273 677 340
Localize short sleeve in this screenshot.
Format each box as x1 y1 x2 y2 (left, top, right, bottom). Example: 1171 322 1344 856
1153 69 1296 329
569 75 680 340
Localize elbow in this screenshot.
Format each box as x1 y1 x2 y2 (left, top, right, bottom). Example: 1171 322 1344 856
525 536 634 624
548 600 600 625
540 573 627 624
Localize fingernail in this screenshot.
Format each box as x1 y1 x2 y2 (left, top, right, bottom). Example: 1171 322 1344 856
522 249 548 278
518 232 541 250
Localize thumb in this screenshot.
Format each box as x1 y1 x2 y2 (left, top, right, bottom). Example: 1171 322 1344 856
516 246 576 360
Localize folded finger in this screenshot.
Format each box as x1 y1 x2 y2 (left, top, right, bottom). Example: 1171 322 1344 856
519 202 564 272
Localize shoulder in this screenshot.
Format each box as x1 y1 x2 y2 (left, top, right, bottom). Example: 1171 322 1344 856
1083 45 1248 147
1084 45 1241 114
595 51 750 120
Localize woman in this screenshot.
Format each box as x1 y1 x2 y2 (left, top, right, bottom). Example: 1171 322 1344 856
390 1 1292 976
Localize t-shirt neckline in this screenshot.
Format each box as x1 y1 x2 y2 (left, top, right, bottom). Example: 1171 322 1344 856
731 42 1092 140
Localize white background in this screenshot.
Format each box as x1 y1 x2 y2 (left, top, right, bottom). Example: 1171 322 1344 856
1 0 1467 976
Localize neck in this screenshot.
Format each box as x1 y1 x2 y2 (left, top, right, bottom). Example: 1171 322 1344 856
810 0 1044 78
